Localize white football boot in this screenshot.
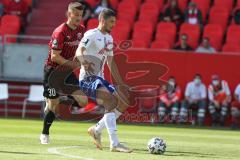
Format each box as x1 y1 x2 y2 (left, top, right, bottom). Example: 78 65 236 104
40 134 49 144
110 143 133 153
87 126 102 150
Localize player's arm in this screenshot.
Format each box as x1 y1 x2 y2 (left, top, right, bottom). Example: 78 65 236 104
107 55 130 104
107 56 125 85
51 49 68 65
75 44 86 63
75 32 94 73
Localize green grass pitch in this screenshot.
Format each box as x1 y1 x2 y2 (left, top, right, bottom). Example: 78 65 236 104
0 118 240 160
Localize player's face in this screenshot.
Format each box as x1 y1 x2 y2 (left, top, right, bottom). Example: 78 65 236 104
103 16 116 33
68 9 83 27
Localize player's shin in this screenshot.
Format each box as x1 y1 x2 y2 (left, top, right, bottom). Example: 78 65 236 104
42 99 58 135
42 110 55 135
104 112 119 147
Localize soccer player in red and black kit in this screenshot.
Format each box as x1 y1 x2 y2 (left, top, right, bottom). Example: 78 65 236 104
40 2 85 144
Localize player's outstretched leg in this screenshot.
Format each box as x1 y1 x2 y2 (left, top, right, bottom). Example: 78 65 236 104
40 98 59 144
88 108 122 150
88 86 129 150
91 87 132 153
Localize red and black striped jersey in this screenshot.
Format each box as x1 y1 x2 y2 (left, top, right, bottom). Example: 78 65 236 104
45 23 85 67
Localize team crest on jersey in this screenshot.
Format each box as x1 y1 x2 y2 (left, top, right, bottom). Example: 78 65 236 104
52 39 58 48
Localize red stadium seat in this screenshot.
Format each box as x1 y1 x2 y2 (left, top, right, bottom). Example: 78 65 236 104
108 0 119 10
111 20 131 44
155 22 177 47
85 0 100 8
226 25 240 45
180 23 201 49
214 0 234 13
203 24 224 51
1 15 21 29
144 0 165 10
117 1 137 25
177 0 188 13
132 21 154 45
87 18 98 30
24 0 33 7
121 0 141 9
209 6 229 31
0 15 21 43
1 0 10 6
151 40 171 50
138 2 160 25
222 43 240 54
191 0 211 22
132 39 149 48
114 19 131 34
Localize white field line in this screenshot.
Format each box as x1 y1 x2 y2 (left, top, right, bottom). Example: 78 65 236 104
48 146 96 160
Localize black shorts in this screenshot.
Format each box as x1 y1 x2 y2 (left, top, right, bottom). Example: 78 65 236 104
43 65 79 99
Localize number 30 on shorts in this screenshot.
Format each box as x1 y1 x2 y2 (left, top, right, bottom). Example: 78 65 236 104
48 88 56 97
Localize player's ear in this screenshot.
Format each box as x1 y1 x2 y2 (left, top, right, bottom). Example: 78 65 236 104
66 11 70 18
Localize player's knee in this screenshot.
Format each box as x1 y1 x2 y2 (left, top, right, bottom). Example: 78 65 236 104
72 95 88 107
103 96 118 112
48 98 59 112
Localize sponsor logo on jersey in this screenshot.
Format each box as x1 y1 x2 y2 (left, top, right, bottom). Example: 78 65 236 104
52 39 58 48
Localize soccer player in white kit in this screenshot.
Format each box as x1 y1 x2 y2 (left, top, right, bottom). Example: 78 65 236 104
75 9 132 153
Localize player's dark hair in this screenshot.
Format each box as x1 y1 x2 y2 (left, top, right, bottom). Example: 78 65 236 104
195 73 202 79
98 9 116 20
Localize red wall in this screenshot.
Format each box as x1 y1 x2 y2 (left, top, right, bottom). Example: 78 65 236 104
110 49 240 93
61 49 240 124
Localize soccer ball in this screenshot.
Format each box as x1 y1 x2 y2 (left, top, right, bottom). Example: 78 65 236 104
147 137 166 155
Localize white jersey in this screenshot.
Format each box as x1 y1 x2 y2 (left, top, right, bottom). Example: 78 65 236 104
76 28 113 80
185 81 207 101
234 84 240 101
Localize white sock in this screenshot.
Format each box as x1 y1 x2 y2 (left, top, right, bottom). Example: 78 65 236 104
104 112 119 147
95 109 122 134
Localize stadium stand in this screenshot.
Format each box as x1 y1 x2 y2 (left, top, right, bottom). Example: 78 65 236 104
191 0 211 23
179 23 200 49
1 0 240 51
150 40 171 50
203 24 224 51
155 22 177 48
138 2 160 25
1 0 240 126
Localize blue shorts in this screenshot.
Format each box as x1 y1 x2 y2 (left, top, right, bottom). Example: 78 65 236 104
79 76 115 101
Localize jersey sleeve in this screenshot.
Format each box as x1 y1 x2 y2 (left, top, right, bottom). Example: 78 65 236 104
50 31 64 50
79 31 94 49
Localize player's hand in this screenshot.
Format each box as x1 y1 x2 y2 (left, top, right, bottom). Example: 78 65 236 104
82 60 95 75
214 101 220 108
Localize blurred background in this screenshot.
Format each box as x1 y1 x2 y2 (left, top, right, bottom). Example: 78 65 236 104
0 0 240 129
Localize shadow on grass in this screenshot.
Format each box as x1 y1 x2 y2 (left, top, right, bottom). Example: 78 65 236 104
132 148 228 159
0 150 40 155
